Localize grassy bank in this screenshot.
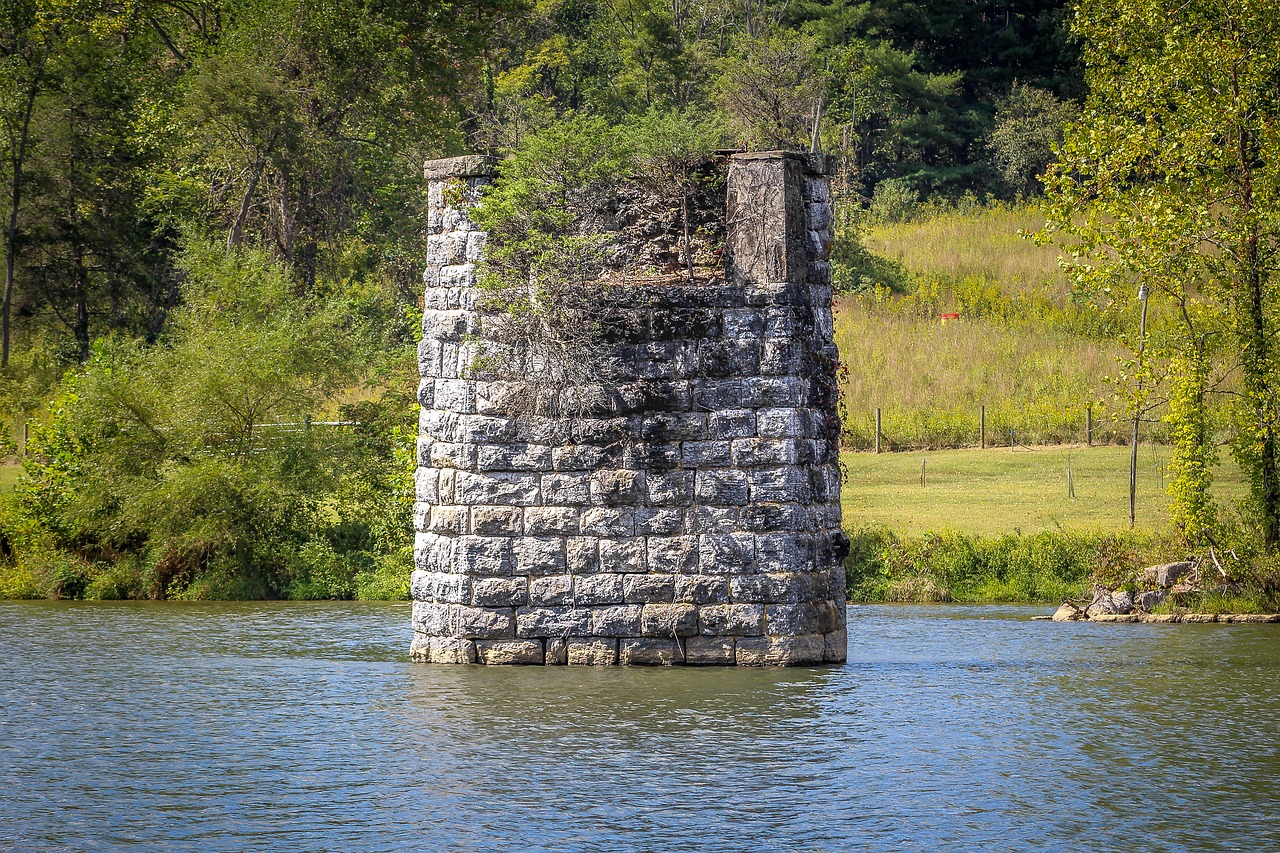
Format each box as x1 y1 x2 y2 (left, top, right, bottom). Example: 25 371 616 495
839 444 1249 604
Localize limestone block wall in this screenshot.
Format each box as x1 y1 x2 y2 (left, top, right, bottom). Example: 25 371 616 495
411 151 848 666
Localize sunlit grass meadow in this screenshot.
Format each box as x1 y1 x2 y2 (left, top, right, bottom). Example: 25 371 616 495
840 444 1246 537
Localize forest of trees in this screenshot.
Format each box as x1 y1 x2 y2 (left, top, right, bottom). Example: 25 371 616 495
1 0 1275 601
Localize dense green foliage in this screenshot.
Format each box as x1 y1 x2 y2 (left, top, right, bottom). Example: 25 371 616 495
1042 0 1280 562
0 245 416 600
844 526 1169 603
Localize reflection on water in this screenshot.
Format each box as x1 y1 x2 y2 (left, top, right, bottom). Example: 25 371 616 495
3 602 1280 851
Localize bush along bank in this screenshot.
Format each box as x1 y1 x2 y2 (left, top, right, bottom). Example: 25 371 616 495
843 526 1180 604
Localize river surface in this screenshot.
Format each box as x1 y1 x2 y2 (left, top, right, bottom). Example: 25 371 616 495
3 602 1280 852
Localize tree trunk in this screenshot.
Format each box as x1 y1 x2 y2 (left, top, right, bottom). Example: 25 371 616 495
681 186 693 283
1243 236 1280 548
3 78 39 370
73 240 90 363
1236 119 1280 548
227 155 266 248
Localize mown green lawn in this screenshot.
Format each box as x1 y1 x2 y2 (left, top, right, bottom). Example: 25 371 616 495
0 465 20 491
841 443 1246 537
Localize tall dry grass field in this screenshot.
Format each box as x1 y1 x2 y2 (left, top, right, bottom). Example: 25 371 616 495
860 204 1067 297
833 203 1143 449
835 301 1131 448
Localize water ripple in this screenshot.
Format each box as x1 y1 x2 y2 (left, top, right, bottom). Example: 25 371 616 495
3 602 1280 851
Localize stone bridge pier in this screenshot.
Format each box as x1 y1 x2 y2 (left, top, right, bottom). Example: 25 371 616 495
410 151 848 666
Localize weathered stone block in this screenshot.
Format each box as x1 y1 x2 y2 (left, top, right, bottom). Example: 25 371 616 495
636 507 684 536
638 412 706 442
516 606 591 638
433 378 477 412
477 443 553 471
620 638 681 666
595 538 643 574
694 469 750 505
429 636 477 665
740 503 814 532
454 471 540 506
641 603 699 637
682 441 733 468
542 472 590 505
755 533 815 572
730 438 804 467
427 506 469 535
646 536 700 574
735 635 825 666
755 408 805 438
591 604 643 636
571 417 628 446
453 414 518 444
472 577 529 607
708 409 757 440
721 308 765 337
417 379 436 409
411 570 471 604
574 573 625 605
693 379 746 410
748 467 812 504
624 573 676 604
512 536 566 576
563 536 601 575
590 468 645 505
731 572 811 604
673 575 730 605
646 471 694 506
456 535 512 576
529 574 574 606
815 600 844 633
765 602 821 635
699 603 765 636
581 507 635 537
409 633 432 662
545 637 569 665
428 441 474 469
698 339 759 377
823 628 847 663
476 639 544 665
688 506 740 533
452 605 516 639
413 531 456 573
413 501 432 534
759 340 806 375
567 637 618 666
421 310 472 343
470 506 522 536
414 467 440 503
412 601 450 634
699 534 756 574
552 444 610 471
741 377 805 408
685 636 735 666
523 506 579 536
424 154 497 181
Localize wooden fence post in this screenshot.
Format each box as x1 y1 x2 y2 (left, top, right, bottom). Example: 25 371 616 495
980 405 986 449
875 408 882 454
